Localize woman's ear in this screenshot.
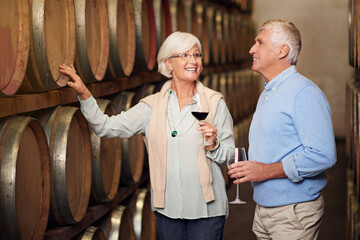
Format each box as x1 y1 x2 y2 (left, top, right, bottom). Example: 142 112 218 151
165 59 173 72
279 44 290 59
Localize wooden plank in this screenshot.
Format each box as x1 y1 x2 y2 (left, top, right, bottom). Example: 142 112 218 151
0 72 164 118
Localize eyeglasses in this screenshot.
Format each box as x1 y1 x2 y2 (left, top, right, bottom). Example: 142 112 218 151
168 53 204 60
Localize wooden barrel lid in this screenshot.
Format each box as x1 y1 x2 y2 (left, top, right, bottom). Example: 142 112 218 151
0 116 50 239
74 0 109 83
0 0 30 96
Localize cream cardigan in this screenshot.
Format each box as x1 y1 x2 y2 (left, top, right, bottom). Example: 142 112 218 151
141 80 223 208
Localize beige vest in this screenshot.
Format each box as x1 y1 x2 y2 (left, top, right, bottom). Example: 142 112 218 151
141 80 223 208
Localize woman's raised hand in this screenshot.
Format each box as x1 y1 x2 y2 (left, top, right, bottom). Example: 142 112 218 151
59 64 91 100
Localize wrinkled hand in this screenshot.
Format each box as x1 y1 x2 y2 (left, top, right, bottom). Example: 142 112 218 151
197 121 217 148
59 64 91 100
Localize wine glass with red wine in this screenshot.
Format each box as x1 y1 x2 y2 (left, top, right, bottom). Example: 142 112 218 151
191 100 211 146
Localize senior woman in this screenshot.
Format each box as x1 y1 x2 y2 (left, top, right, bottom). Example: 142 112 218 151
60 31 234 240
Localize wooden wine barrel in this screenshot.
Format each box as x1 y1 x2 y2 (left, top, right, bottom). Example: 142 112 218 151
201 4 210 65
20 0 76 93
201 74 210 88
232 15 241 62
191 2 204 43
218 72 230 112
97 205 136 240
90 99 122 203
354 0 359 68
240 17 249 62
223 12 233 63
232 70 240 122
226 71 235 120
233 123 239 147
153 0 162 52
0 116 50 240
215 10 226 64
154 0 172 53
35 106 92 225
238 120 246 147
74 0 109 83
153 79 168 93
204 5 218 65
183 0 194 33
0 0 30 96
346 82 352 163
351 86 358 175
76 226 106 240
107 0 136 79
354 87 360 197
346 174 355 240
237 70 247 120
211 73 219 92
128 188 157 240
348 83 353 169
111 91 145 185
349 0 354 67
133 0 157 72
218 72 227 100
169 0 184 32
244 69 253 117
139 84 156 98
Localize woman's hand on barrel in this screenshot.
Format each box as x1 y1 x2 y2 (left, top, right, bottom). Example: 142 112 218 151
197 121 217 149
59 64 91 100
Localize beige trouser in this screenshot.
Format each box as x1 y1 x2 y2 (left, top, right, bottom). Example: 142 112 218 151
252 195 324 240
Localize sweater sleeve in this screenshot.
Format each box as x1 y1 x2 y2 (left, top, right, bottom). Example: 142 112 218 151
282 86 337 182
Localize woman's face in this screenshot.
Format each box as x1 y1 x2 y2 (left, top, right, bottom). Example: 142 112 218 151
165 45 203 83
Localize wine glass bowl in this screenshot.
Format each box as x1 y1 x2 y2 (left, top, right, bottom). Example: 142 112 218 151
192 100 211 146
191 112 209 121
227 147 246 205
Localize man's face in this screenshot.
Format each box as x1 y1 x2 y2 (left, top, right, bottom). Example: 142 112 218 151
249 29 280 80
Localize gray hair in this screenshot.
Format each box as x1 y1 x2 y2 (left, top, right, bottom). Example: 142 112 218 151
260 19 301 65
157 31 202 78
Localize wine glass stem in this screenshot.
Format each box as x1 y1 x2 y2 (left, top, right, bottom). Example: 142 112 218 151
235 184 240 199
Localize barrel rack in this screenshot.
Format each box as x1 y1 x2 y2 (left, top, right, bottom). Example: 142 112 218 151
0 0 257 239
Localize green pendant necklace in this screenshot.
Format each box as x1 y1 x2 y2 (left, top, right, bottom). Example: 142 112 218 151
166 108 196 137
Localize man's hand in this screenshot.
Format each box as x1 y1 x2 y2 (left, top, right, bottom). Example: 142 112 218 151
228 161 286 184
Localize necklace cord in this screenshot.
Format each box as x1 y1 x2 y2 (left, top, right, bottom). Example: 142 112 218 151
166 108 196 137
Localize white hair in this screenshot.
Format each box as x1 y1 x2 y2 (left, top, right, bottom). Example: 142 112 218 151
157 31 202 78
260 19 302 65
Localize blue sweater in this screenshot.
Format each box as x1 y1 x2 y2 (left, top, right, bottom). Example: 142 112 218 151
249 66 337 207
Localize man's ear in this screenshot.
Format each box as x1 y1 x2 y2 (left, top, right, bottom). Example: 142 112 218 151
279 44 290 59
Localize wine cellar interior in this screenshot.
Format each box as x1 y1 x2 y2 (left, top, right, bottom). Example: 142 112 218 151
1 0 352 239
0 0 261 239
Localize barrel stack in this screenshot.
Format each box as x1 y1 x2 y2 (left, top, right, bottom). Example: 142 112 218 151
0 0 257 239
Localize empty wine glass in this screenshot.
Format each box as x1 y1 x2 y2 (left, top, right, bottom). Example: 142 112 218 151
226 147 246 204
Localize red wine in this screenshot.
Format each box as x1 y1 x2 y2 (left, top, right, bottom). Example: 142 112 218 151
191 111 209 121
